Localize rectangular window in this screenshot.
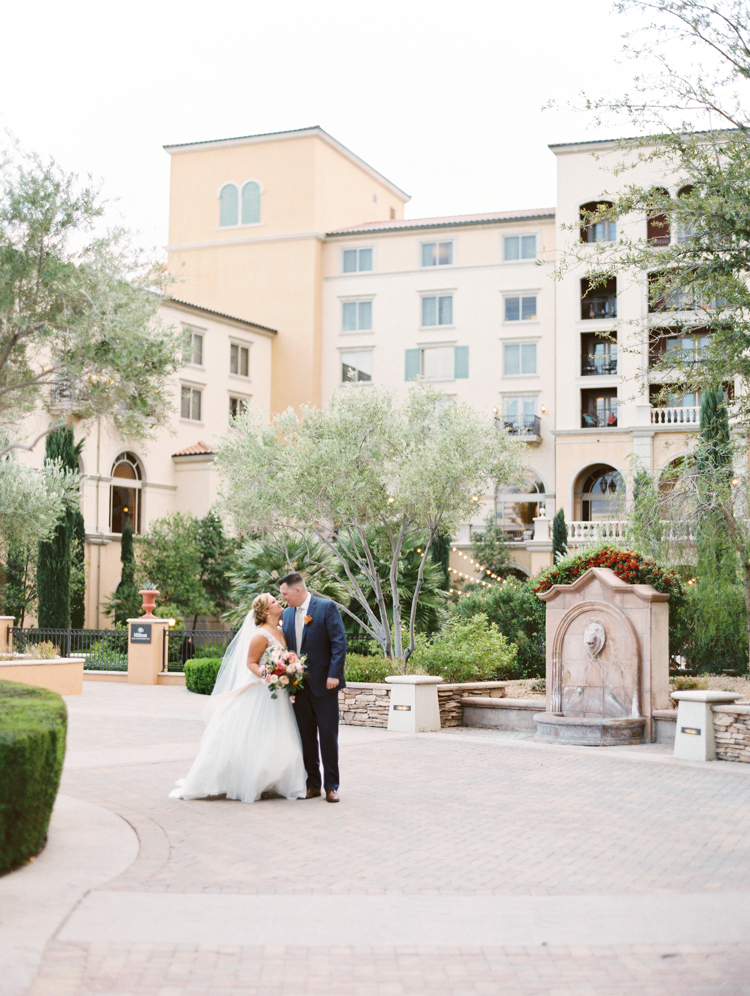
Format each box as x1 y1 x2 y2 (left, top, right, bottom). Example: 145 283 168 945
504 295 537 322
229 396 249 418
230 343 250 377
342 300 372 331
421 241 453 267
504 342 537 376
422 346 455 380
341 350 373 383
182 327 204 366
342 247 373 273
181 386 202 421
504 234 537 261
502 396 539 436
421 295 453 327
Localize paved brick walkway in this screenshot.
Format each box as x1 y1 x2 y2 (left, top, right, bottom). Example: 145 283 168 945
18 683 750 994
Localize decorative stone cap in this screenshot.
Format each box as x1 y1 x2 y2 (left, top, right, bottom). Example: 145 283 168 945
385 675 444 685
671 690 743 704
538 566 670 603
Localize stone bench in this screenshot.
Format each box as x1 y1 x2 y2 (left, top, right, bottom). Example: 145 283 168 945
461 696 541 732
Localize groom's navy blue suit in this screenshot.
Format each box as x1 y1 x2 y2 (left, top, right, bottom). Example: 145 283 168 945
282 596 347 792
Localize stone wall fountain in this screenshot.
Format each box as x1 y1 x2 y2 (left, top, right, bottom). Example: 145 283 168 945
534 567 671 745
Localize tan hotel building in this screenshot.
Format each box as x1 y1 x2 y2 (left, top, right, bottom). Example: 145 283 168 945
23 126 710 624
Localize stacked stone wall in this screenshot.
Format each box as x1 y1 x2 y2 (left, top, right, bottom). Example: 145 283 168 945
712 705 750 763
339 681 508 728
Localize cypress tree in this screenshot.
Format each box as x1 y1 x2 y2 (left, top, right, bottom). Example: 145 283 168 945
696 387 733 578
69 509 86 629
552 509 568 564
106 518 142 625
37 428 81 628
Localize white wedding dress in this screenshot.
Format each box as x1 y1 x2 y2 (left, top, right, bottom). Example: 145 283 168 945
170 620 306 803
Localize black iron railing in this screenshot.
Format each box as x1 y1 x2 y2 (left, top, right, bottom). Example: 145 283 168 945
504 414 541 437
163 629 237 672
10 628 128 670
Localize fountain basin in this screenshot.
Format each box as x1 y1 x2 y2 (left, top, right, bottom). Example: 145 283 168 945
534 712 645 746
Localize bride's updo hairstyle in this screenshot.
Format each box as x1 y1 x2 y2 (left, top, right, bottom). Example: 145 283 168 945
252 593 274 625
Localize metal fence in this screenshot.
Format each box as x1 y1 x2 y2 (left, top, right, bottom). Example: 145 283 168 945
10 627 128 670
164 629 237 672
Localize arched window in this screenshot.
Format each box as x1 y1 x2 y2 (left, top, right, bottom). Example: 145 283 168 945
579 200 616 243
219 184 239 227
676 185 696 243
495 473 546 540
647 187 671 246
575 465 625 522
110 452 143 534
241 181 261 224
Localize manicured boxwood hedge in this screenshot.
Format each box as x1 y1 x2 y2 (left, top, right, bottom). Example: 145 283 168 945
184 658 224 695
0 680 67 876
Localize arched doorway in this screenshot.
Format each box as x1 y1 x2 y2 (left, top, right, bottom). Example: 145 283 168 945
110 452 143 534
496 472 547 540
575 464 625 521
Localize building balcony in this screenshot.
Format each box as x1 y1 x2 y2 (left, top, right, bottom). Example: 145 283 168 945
581 351 617 376
650 405 700 425
581 296 617 320
567 520 629 546
581 408 618 429
503 414 541 440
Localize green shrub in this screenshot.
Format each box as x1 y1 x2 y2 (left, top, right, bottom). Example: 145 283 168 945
0 680 67 876
409 614 521 682
344 653 396 683
676 578 748 674
452 578 545 677
184 657 224 695
85 636 128 671
671 676 709 691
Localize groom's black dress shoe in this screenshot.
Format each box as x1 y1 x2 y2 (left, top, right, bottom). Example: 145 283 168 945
304 787 322 799
325 790 340 803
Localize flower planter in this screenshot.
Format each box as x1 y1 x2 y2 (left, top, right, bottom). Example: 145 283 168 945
139 588 160 619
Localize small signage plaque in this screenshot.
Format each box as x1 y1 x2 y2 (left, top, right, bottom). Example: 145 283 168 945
681 726 701 736
393 704 412 712
130 623 152 644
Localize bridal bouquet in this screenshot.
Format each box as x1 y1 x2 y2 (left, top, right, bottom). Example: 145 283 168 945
263 648 306 700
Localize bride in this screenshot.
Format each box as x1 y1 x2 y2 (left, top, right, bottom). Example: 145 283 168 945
170 593 306 802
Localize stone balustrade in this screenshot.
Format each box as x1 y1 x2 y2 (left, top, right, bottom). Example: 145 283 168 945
339 681 508 729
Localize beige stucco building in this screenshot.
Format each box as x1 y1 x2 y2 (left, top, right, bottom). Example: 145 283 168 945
20 125 718 625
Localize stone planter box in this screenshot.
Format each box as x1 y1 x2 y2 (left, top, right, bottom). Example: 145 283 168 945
461 696 541 732
0 657 83 696
339 681 509 729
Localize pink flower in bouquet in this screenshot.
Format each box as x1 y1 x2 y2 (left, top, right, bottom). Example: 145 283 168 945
280 675 289 686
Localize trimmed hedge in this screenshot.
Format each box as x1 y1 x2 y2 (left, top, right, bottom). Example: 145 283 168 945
184 658 223 695
0 680 67 876
345 653 394 683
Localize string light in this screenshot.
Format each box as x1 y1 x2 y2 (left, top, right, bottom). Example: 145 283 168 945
450 547 507 583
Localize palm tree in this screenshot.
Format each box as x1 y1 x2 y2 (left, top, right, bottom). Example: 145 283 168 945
226 534 349 624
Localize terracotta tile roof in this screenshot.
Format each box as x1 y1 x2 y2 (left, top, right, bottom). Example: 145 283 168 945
172 441 215 458
326 207 556 237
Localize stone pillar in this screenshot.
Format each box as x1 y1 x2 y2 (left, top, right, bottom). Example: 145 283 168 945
671 690 742 761
127 618 170 684
0 617 14 655
385 675 443 732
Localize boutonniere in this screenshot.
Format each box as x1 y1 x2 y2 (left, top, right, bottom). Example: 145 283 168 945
304 615 313 625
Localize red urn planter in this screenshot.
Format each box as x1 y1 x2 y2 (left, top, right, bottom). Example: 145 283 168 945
139 589 159 619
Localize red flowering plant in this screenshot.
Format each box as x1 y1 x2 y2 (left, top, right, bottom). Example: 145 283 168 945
532 544 685 602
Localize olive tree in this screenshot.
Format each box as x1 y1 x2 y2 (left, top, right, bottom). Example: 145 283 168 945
216 384 522 662
0 142 182 457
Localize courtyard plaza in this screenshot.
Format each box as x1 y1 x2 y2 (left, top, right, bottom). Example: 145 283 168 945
3 682 750 995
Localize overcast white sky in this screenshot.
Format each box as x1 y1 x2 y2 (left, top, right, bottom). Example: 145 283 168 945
2 0 660 255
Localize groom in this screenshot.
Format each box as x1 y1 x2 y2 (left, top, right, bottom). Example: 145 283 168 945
278 572 347 803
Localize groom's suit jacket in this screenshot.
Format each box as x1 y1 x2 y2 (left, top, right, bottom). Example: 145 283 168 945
282 595 347 698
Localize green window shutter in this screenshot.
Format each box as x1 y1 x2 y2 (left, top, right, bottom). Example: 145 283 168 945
454 345 469 379
405 349 420 381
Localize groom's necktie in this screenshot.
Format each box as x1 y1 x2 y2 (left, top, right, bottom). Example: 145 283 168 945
295 607 304 650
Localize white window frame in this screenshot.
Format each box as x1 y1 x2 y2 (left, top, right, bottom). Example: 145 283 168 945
339 347 374 385
215 179 265 231
420 239 455 268
420 292 455 329
182 324 205 367
502 231 539 263
229 340 251 379
419 344 457 381
229 394 251 419
341 298 374 333
341 246 374 274
502 339 539 377
180 383 204 423
502 292 539 324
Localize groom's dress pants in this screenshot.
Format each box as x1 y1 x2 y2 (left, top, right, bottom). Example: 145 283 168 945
294 686 339 792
